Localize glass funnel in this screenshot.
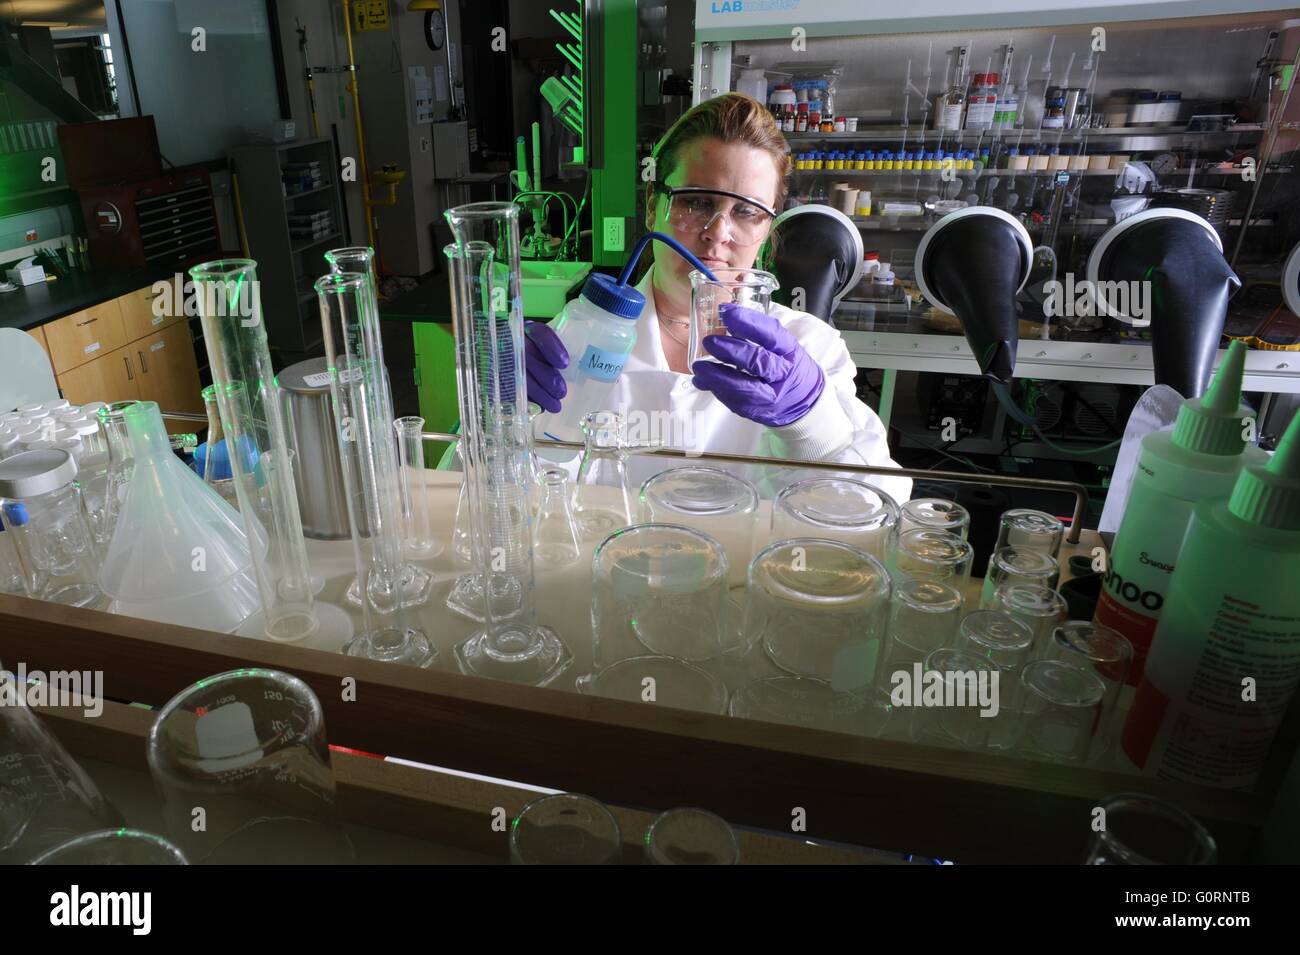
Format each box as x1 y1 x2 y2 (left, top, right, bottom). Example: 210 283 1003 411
326 246 434 607
189 259 319 643
444 201 570 685
316 273 435 668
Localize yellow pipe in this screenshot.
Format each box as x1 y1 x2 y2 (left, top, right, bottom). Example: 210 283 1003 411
339 0 377 252
231 172 250 257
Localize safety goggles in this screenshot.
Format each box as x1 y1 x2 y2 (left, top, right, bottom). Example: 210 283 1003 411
654 185 777 244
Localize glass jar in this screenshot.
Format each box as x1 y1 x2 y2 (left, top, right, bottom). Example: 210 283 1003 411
0 449 102 607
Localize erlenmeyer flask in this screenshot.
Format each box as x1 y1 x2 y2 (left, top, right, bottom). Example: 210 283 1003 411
99 401 265 632
444 201 570 685
0 699 124 864
316 273 435 667
533 467 581 569
574 411 634 538
326 245 435 603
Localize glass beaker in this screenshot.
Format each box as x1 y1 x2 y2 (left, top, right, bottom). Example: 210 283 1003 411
899 498 971 539
892 528 973 582
979 546 1060 609
146 668 354 864
1016 660 1106 763
1044 621 1133 762
957 609 1035 751
533 467 582 569
510 793 622 865
0 449 102 608
639 466 759 590
879 577 965 673
30 829 188 865
588 523 730 708
908 647 1001 750
573 411 635 539
189 259 319 642
995 507 1065 557
316 276 435 668
741 538 891 693
771 477 899 563
1 698 125 863
394 416 441 559
1084 794 1217 865
444 201 570 685
687 266 779 367
990 582 1068 655
99 401 264 633
645 808 740 865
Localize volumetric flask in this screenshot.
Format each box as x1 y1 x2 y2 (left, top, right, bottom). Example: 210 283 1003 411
510 793 622 865
146 669 354 864
573 411 635 539
394 416 441 559
892 528 973 582
771 477 899 563
1 701 124 863
590 523 729 691
30 829 188 865
1045 621 1133 762
645 808 740 865
979 546 1060 609
907 647 1000 750
957 610 1035 751
639 466 759 589
990 583 1068 655
899 498 970 539
688 267 779 367
1016 660 1106 764
1084 794 1216 865
995 508 1065 557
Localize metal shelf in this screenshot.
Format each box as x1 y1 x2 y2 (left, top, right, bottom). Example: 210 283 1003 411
783 125 1269 144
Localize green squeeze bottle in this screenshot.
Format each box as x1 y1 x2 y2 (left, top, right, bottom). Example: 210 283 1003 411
1094 341 1266 685
1122 411 1300 789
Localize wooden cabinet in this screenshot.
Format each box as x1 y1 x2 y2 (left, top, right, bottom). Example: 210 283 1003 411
48 283 204 431
55 344 139 407
42 299 127 375
117 283 179 341
133 322 204 418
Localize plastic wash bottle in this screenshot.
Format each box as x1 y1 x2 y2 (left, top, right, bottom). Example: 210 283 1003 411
1094 341 1266 685
1122 409 1300 789
551 273 646 414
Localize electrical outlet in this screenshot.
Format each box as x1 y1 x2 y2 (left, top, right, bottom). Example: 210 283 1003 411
603 216 624 253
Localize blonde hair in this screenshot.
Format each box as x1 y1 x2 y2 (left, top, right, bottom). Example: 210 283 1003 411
649 92 791 211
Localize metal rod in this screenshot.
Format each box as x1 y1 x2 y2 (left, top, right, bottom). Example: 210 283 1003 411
417 430 1092 544
1230 41 1300 267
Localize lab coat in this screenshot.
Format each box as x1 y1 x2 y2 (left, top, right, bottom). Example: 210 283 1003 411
537 268 912 505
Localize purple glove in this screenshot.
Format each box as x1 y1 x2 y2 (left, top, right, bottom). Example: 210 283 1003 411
691 303 825 427
524 320 569 414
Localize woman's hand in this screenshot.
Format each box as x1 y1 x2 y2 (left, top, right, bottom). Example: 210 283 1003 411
525 321 569 414
691 303 825 427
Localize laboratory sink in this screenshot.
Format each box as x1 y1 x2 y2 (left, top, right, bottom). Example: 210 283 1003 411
519 260 591 319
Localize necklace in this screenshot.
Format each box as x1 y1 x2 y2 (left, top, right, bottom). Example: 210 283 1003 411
659 317 689 346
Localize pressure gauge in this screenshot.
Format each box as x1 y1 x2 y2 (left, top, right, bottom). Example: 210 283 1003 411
424 10 445 51
1151 152 1178 175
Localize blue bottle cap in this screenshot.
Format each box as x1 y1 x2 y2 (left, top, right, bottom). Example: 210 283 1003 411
2 501 28 528
581 272 646 320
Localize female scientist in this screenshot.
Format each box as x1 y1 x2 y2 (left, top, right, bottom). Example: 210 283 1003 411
527 93 911 504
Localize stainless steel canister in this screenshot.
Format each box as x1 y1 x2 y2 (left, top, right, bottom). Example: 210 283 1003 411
278 357 366 539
